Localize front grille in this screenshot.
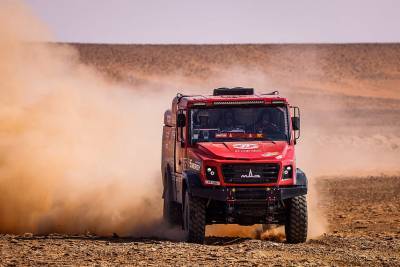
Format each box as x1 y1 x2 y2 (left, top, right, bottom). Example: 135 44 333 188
222 163 280 184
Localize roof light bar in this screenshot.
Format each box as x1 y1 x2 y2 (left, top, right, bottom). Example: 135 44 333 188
213 100 265 105
192 102 207 106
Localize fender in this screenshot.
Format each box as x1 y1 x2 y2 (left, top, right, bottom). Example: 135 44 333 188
182 171 231 202
295 168 308 187
179 170 202 204
279 168 308 200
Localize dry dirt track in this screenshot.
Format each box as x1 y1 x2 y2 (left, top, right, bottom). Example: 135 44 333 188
1 176 399 266
1 42 399 266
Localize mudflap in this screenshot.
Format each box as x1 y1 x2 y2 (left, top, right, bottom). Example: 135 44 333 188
295 168 308 187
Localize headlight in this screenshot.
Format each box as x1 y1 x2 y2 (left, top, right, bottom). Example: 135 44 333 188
282 165 293 179
205 166 220 185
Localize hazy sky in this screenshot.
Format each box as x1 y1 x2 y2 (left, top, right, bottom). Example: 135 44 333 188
24 0 400 44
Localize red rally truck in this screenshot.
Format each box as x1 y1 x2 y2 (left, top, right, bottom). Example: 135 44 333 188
161 87 307 244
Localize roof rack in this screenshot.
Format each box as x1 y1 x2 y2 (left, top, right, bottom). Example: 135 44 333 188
176 93 206 104
213 87 254 96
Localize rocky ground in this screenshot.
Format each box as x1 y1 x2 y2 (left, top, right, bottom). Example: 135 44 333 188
1 176 399 266
1 42 399 266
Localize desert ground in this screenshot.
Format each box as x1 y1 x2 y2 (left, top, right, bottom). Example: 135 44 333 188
1 43 400 266
1 176 399 266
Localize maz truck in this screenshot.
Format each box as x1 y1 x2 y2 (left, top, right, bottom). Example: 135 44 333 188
161 87 307 244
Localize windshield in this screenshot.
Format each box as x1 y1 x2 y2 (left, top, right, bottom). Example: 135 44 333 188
190 106 289 143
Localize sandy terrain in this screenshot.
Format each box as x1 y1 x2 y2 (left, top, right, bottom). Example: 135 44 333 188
1 29 400 265
73 43 400 99
1 176 399 266
1 2 400 266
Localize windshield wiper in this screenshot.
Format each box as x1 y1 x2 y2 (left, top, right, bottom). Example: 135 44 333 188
264 137 276 144
217 137 277 144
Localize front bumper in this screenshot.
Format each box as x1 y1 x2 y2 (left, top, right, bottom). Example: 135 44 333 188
190 185 307 202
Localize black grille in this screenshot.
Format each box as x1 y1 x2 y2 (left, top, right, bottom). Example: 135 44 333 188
222 163 280 184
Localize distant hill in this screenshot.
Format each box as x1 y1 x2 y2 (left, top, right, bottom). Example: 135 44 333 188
70 43 400 99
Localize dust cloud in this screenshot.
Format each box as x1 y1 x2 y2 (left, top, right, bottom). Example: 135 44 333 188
0 1 176 236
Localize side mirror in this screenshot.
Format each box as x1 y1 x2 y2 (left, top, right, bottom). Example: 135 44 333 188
291 106 300 143
292 117 300 131
177 113 186 127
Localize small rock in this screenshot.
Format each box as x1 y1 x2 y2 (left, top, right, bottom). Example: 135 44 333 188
23 233 33 238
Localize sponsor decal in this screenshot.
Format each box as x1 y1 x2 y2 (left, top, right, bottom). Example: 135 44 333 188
205 180 220 185
240 169 261 179
184 158 201 172
215 133 228 138
232 143 259 150
215 133 264 139
262 152 279 157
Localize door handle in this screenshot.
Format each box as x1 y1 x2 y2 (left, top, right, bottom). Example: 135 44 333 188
178 160 182 165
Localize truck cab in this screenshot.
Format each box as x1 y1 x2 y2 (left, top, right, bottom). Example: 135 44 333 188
161 87 307 244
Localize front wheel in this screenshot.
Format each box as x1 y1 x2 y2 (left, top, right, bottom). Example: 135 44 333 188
285 195 308 243
183 191 206 244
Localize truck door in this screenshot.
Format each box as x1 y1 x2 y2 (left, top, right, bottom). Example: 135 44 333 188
175 109 186 173
174 109 186 203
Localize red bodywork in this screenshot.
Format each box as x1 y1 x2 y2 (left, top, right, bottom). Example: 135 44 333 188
162 93 298 192
188 140 296 187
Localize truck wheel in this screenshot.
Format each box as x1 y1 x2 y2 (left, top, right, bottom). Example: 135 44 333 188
285 195 307 243
163 177 182 226
183 191 206 244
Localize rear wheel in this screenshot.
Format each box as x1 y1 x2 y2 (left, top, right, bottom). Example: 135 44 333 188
183 191 206 244
285 195 307 243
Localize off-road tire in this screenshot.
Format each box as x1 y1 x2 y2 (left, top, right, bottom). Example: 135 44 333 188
163 174 182 226
285 195 307 243
183 191 206 244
